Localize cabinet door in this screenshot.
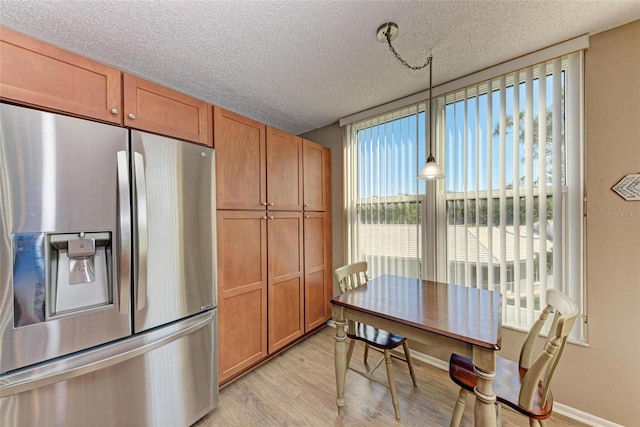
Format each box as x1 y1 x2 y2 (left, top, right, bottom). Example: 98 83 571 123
267 211 304 353
0 27 121 124
303 139 330 211
266 127 303 211
214 107 266 210
217 210 268 383
304 212 332 331
123 74 212 146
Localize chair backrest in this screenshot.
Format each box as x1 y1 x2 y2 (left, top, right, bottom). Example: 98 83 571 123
334 261 369 294
517 289 579 411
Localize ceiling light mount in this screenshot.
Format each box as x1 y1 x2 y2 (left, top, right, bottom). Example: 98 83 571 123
376 22 432 71
376 22 398 43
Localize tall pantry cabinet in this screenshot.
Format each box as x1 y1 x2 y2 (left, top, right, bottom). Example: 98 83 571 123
214 107 332 384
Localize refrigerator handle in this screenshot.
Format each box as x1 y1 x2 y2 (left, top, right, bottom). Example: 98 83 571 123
117 151 131 314
134 152 148 311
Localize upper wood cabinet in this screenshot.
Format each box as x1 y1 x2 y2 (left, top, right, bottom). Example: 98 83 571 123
123 74 212 146
303 139 330 211
214 106 266 210
266 126 303 211
0 26 122 124
215 112 303 211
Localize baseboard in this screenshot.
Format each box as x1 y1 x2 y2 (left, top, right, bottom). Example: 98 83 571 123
325 321 621 427
551 403 623 427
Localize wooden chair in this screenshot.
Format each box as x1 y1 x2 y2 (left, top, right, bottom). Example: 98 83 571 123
448 289 579 427
334 261 417 420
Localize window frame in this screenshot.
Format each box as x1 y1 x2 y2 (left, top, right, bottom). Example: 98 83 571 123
431 53 586 343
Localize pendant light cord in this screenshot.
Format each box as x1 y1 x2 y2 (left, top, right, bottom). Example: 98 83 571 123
428 54 434 158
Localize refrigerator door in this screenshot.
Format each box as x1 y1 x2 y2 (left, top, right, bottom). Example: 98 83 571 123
131 131 216 333
0 104 131 374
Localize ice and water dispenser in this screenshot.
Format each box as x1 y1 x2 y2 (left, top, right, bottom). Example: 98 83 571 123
13 231 113 327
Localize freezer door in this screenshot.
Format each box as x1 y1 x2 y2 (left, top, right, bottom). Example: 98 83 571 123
0 104 131 374
0 311 218 427
131 131 216 333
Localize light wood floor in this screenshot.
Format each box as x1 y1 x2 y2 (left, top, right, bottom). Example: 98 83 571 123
194 326 588 427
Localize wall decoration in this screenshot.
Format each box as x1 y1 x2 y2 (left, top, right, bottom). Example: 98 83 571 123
612 174 640 201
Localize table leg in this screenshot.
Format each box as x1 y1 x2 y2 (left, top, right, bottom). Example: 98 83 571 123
332 306 348 415
472 346 497 427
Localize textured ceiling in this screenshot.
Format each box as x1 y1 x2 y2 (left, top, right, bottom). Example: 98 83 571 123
1 1 639 135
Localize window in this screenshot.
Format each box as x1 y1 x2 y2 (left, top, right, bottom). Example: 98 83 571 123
439 53 584 341
344 52 585 342
344 104 427 279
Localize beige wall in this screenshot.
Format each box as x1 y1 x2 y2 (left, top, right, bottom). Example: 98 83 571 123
572 19 639 425
303 20 640 426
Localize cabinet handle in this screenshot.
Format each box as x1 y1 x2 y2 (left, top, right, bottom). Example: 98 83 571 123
128 113 136 120
111 108 119 115
269 216 275 220
305 215 310 219
304 203 309 208
268 202 274 206
262 202 267 206
262 216 268 220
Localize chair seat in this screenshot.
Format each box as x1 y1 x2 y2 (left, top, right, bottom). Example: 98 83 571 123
449 353 554 420
347 322 407 349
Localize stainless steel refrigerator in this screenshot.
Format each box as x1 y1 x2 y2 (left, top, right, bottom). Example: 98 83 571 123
0 103 218 426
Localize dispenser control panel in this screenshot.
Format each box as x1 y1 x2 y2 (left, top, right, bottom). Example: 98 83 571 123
13 233 46 327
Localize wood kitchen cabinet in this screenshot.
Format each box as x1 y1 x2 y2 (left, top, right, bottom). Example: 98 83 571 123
217 209 306 382
123 73 212 146
0 26 122 124
213 110 331 384
265 126 304 211
267 211 305 353
304 211 332 331
303 139 330 212
216 210 268 383
214 110 303 211
213 106 266 210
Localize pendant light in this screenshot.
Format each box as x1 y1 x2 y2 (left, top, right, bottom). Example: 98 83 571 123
377 22 444 181
417 55 444 180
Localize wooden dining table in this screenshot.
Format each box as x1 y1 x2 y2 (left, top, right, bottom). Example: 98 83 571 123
331 274 502 427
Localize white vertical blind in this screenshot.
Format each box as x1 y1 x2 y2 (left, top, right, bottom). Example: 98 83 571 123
551 58 563 299
475 84 483 289
463 88 470 287
524 66 535 326
486 79 495 292
440 52 585 340
498 76 508 297
343 51 585 342
511 69 522 325
537 62 549 311
344 104 424 280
